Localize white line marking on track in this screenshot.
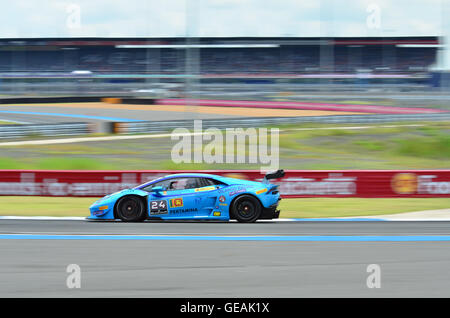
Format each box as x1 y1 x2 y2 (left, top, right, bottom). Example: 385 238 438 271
0 132 210 147
1 215 450 221
0 216 299 221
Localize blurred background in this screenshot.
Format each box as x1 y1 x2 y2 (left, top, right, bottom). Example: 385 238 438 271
1 2 450 298
0 0 448 217
0 0 449 101
0 0 448 172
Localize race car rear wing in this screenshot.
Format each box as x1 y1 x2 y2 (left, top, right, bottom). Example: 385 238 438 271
263 169 285 182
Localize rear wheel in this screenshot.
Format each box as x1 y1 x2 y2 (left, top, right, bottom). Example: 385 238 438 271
116 196 146 222
230 195 261 223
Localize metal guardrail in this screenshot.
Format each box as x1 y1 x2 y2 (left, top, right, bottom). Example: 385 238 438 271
116 113 450 134
0 122 91 139
0 113 448 138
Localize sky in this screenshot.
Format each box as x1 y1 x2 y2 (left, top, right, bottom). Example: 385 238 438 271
0 0 447 38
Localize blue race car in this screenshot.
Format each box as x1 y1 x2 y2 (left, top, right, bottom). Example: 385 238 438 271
88 170 284 223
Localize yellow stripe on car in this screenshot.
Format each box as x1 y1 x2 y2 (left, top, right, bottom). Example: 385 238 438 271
195 186 216 192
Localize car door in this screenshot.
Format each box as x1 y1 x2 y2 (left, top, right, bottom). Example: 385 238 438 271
146 177 204 219
145 178 172 218
146 177 226 219
163 177 202 218
192 177 227 218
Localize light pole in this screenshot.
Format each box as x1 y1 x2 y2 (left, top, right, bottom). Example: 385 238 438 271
185 0 199 115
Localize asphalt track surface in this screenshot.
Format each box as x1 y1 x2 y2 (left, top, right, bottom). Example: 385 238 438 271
0 103 364 125
0 104 239 124
1 219 450 297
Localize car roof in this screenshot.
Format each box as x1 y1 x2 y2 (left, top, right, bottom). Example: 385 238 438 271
135 173 230 189
135 172 261 189
163 173 221 178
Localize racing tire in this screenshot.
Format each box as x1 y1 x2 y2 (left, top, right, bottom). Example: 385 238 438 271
116 196 146 222
230 195 262 223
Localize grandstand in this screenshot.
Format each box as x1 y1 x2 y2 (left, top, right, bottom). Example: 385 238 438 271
0 36 439 75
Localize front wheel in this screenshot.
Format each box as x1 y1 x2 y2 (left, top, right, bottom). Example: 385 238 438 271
230 195 261 223
116 196 146 222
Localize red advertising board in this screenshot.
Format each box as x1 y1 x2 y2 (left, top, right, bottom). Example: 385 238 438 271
0 170 449 198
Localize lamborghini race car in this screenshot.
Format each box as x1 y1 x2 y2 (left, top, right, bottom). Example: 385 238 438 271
88 170 284 222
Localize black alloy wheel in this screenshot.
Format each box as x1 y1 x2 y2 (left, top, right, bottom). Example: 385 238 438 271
116 196 146 222
231 195 261 223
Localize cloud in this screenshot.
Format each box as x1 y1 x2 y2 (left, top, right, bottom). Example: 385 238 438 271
0 0 442 38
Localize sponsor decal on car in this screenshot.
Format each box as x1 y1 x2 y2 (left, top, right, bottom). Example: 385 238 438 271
169 197 184 208
195 186 216 192
150 200 168 215
219 195 226 202
213 211 221 216
255 188 267 194
171 208 198 214
229 187 246 196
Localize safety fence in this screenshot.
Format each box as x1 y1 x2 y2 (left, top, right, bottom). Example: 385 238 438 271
2 114 449 139
112 113 450 134
0 170 448 198
0 122 91 139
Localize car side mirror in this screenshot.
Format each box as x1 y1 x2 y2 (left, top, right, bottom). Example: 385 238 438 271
151 186 165 195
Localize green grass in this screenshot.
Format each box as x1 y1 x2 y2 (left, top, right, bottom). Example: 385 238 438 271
0 196 448 218
0 157 118 170
0 121 448 170
353 140 386 151
0 196 99 217
0 121 18 125
279 198 450 218
277 121 450 169
394 134 450 159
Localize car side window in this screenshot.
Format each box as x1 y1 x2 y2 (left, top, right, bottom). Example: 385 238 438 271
166 177 200 191
200 178 226 187
143 177 222 192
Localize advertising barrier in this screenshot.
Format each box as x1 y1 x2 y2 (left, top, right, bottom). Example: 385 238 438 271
0 170 449 198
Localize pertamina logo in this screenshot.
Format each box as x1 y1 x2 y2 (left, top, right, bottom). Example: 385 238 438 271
170 198 184 208
391 173 418 194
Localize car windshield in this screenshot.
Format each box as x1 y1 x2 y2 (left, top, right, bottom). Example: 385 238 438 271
140 177 199 192
134 176 165 190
